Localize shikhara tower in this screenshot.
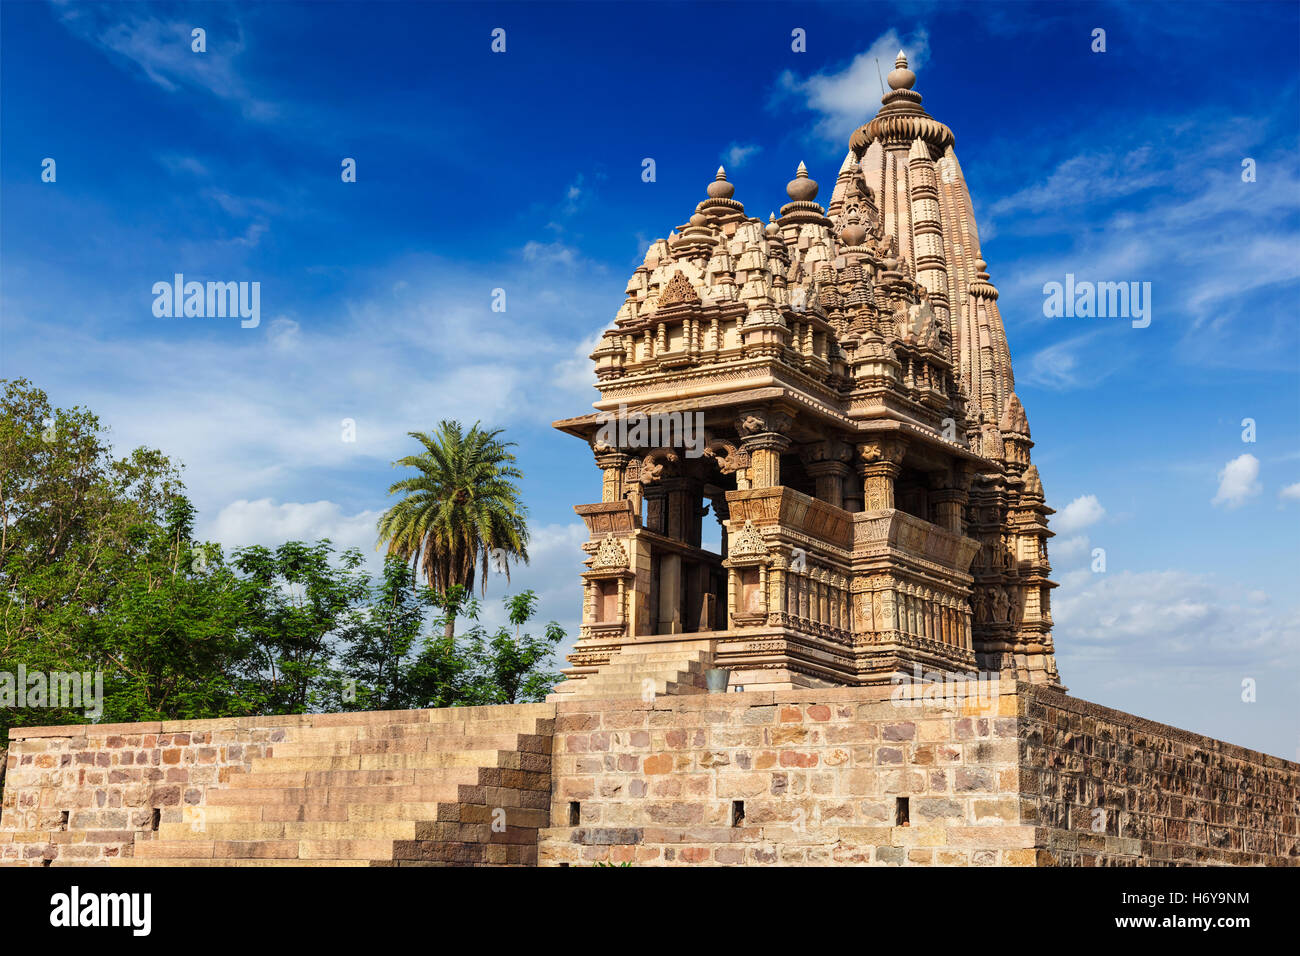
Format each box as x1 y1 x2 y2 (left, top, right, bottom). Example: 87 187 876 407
551 53 1062 699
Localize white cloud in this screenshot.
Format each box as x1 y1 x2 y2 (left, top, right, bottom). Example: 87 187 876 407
1212 454 1261 508
54 5 278 121
522 240 579 266
5 246 609 521
987 108 1300 374
988 147 1162 218
1052 567 1300 757
1051 534 1091 563
266 317 301 351
476 522 587 641
776 29 930 147
206 498 382 559
159 154 209 178
1055 570 1298 666
1279 482 1300 502
1054 494 1106 534
722 143 762 168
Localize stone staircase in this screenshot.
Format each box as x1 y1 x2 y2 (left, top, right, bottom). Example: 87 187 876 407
548 646 713 701
3 705 553 867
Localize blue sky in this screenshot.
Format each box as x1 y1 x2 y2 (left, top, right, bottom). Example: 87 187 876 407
2 1 1298 758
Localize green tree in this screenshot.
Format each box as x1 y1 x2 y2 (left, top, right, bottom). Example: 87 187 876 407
460 591 566 704
325 582 564 711
0 378 222 740
327 557 462 711
230 540 371 715
377 421 529 640
1 383 564 740
85 497 248 724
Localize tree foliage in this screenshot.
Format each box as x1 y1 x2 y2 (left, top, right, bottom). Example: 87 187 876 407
377 421 530 640
0 381 563 744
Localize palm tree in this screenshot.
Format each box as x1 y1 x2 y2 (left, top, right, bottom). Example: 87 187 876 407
377 421 529 639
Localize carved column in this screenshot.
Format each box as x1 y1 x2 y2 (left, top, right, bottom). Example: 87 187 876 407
639 451 679 535
593 445 631 503
856 438 907 511
802 439 854 510
770 554 789 622
736 408 794 490
929 465 972 535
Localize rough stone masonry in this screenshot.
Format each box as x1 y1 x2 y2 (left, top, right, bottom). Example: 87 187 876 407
2 683 1295 866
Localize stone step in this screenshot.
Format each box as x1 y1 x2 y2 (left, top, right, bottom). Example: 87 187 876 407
283 718 551 742
268 733 539 758
421 704 554 724
132 837 398 861
157 820 418 841
549 678 707 700
2 703 555 869
115 857 373 868
345 802 449 822
225 766 482 791
608 652 711 665
571 679 705 695
589 663 708 678
299 839 396 860
248 751 501 774
307 768 501 789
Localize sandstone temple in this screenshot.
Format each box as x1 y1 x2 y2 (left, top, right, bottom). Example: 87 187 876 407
2 54 1295 868
550 52 1059 699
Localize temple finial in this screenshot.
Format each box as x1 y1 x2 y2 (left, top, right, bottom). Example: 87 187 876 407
786 161 818 202
707 165 735 199
888 50 916 90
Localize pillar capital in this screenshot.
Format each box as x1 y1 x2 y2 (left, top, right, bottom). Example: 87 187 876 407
736 406 796 489
591 441 632 503
735 406 795 440
856 437 907 511
856 437 908 470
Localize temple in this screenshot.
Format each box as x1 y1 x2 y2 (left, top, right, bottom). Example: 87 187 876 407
550 53 1062 698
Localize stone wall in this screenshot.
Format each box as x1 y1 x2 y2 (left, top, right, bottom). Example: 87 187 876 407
1019 685 1298 866
541 684 1036 865
0 706 553 866
538 683 1298 866
3 685 1296 866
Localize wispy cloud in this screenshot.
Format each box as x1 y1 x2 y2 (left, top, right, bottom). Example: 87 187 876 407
54 2 279 120
774 28 930 149
1053 566 1299 755
722 143 762 168
1212 453 1262 508
4 250 606 513
986 104 1300 375
1054 494 1106 534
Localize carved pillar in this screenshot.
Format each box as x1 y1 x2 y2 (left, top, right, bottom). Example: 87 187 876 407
802 439 854 510
593 446 631 503
929 465 972 535
770 554 788 621
736 408 794 490
644 491 667 534
742 435 789 489
856 438 907 512
639 451 679 535
662 477 691 542
843 481 864 514
583 580 596 625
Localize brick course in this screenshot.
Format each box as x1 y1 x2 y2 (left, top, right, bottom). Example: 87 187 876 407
2 685 1295 866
